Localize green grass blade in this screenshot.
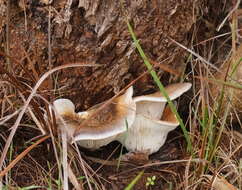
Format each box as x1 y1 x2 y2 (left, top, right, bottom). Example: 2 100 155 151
124 170 144 190
19 186 44 190
126 20 192 152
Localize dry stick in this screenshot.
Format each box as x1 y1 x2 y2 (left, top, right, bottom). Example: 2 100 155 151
0 135 50 177
0 63 99 170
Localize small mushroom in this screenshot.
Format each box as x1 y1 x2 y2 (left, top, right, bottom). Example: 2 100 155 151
117 83 192 155
53 86 136 149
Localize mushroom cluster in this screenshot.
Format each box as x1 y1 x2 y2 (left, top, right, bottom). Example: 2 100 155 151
52 83 191 155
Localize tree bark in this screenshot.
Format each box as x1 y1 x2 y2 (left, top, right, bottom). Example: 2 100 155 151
1 0 200 110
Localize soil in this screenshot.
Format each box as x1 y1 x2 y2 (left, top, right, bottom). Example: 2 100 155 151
0 0 241 189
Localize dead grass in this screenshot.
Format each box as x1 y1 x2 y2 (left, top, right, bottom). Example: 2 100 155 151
0 0 241 190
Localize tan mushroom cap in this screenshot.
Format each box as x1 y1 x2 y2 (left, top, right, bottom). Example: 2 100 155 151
74 86 136 141
53 86 136 144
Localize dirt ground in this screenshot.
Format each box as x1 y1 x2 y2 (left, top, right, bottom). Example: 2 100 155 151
0 0 241 189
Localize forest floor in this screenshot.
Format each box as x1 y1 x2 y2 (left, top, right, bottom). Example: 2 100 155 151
0 0 242 189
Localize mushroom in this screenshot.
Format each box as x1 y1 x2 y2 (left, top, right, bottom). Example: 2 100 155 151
52 83 191 154
117 83 192 155
52 86 136 149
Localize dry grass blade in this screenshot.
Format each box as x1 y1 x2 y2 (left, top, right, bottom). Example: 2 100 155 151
62 131 68 190
68 164 83 190
0 135 50 177
0 63 100 170
194 76 242 90
72 142 93 190
204 175 238 190
109 159 207 179
86 156 123 166
18 92 46 135
216 0 240 31
0 109 21 126
168 37 220 72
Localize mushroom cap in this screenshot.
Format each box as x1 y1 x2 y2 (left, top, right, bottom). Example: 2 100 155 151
133 82 192 102
53 98 75 116
52 87 136 149
134 82 192 119
52 98 80 137
73 86 136 141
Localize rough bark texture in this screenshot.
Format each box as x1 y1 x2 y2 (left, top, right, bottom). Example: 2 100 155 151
1 0 199 111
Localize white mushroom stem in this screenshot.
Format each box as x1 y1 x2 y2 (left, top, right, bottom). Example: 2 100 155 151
117 106 179 153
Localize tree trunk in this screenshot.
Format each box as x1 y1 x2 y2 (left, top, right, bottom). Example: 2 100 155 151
2 0 199 110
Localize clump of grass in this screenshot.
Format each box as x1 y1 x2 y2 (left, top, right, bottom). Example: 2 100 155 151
124 4 241 189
